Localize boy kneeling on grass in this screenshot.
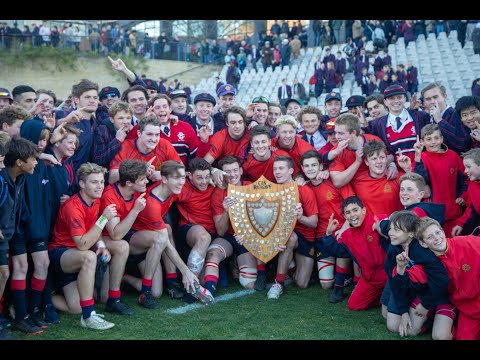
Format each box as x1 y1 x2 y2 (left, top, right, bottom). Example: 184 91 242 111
415 217 480 340
322 196 388 310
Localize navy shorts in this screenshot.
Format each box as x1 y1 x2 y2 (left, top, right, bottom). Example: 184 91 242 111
48 246 79 288
10 237 27 257
27 238 49 253
177 224 216 247
0 249 9 266
222 233 248 256
314 236 334 260
380 280 413 316
123 229 136 242
295 230 315 259
127 251 147 266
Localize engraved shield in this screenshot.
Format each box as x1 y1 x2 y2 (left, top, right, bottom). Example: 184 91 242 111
228 176 299 263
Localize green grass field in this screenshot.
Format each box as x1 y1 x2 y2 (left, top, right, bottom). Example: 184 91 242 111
14 282 430 340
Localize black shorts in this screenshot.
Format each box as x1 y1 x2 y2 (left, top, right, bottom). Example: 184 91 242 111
295 230 315 259
48 246 79 288
314 236 335 260
27 239 49 253
177 224 216 248
221 233 249 256
10 237 26 257
0 249 9 266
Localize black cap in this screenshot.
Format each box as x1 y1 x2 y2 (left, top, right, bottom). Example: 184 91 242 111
168 89 188 100
285 98 304 108
194 92 216 106
143 79 158 91
99 86 120 100
345 95 365 108
325 91 342 103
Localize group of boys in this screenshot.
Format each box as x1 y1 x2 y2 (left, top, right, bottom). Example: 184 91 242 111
1 61 480 340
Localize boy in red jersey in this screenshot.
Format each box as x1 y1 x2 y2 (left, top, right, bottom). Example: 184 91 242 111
204 106 250 164
301 150 354 290
204 156 261 296
271 115 315 178
109 115 180 184
48 163 119 330
452 149 480 236
322 196 389 310
266 156 318 300
329 113 395 189
148 94 209 164
353 140 404 215
416 217 480 340
175 158 216 279
414 123 467 236
240 125 289 183
105 160 204 305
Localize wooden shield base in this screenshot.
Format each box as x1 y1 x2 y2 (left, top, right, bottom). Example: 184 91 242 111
228 176 299 263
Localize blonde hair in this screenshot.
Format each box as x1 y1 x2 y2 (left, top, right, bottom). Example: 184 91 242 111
414 217 442 242
274 114 297 130
76 162 107 182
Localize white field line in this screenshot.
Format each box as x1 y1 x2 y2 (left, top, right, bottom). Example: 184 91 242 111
166 289 256 314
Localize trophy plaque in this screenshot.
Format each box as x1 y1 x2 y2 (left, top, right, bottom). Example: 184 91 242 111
227 176 299 263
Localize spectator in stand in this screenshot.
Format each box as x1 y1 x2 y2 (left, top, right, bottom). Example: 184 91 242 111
314 63 326 99
290 35 301 60
402 21 415 46
471 78 480 97
335 51 347 85
472 23 480 55
260 41 274 71
407 62 419 95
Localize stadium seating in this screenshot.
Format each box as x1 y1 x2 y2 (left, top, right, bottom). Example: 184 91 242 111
193 31 479 111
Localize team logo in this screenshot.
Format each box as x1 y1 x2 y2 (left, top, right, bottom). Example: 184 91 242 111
177 132 185 140
325 190 333 200
225 85 231 91
462 264 471 272
384 183 392 193
41 178 49 185
228 176 298 263
411 127 416 135
330 92 337 96
450 168 455 175
366 235 373 242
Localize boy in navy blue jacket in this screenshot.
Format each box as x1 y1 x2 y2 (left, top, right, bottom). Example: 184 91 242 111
0 137 43 335
382 211 453 339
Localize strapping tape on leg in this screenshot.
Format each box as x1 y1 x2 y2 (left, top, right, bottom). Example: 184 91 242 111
239 266 257 287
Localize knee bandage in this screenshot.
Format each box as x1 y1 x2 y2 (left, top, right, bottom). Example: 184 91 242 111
187 250 205 275
317 257 335 283
207 243 227 260
238 266 257 287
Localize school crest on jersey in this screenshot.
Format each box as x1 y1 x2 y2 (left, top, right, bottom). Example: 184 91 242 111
325 190 333 200
384 183 392 193
366 234 374 242
177 132 185 141
228 176 299 263
411 127 416 135
450 168 455 175
462 264 471 272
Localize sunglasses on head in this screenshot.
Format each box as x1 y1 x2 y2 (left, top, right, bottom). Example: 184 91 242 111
170 89 186 95
103 93 118 99
252 96 269 104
